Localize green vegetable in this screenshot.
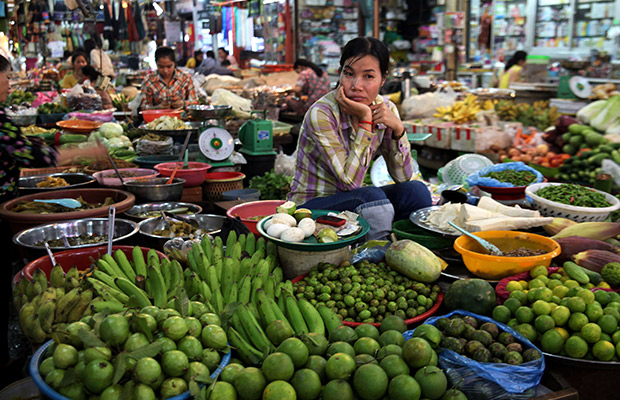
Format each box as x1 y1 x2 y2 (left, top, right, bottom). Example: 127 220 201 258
99 123 124 139
37 103 70 114
249 170 291 200
591 96 620 132
3 90 35 106
482 170 536 187
535 184 612 208
601 262 620 286
576 99 607 125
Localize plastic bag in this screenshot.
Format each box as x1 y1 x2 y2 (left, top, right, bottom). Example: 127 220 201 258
211 88 252 119
466 162 543 188
404 310 545 394
136 136 174 156
402 88 457 119
66 110 115 122
274 149 297 177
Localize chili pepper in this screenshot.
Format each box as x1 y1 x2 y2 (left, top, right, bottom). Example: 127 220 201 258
535 184 612 208
483 170 537 187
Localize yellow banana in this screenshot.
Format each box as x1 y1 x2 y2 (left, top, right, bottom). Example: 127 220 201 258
67 289 93 323
55 288 80 322
38 300 56 333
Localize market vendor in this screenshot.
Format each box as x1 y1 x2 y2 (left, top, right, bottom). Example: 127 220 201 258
288 37 431 240
84 37 116 79
140 46 199 109
81 65 114 110
218 47 239 70
60 50 88 89
186 50 204 69
286 59 331 115
499 51 527 89
195 50 234 77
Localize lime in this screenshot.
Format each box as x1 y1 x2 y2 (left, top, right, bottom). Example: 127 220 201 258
577 290 595 305
323 380 354 400
534 315 556 333
553 285 569 299
354 353 378 366
83 360 114 394
594 290 611 306
160 378 188 398
592 340 615 361
555 327 570 342
303 355 326 382
547 279 562 290
354 337 381 356
509 290 528 305
377 344 403 359
352 363 388 400
329 325 358 344
515 307 534 324
598 314 618 334
541 329 564 354
233 367 266 400
99 314 130 346
201 324 228 350
532 300 551 316
161 350 189 377
534 288 553 302
503 298 522 315
379 330 406 347
568 312 589 332
380 315 407 333
135 357 162 386
53 344 78 369
414 365 447 400
178 336 203 360
506 281 523 292
581 323 602 344
515 324 537 342
290 369 321 400
565 336 589 359
184 361 210 382
266 320 293 347
585 303 604 323
355 324 381 341
220 363 245 384
379 354 409 379
492 306 511 324
209 381 237 400
530 265 548 278
388 374 421 400
262 352 295 382
410 324 442 349
325 352 356 380
565 279 580 289
301 332 329 356
604 306 620 322
263 381 296 400
124 332 150 352
529 278 546 289
326 341 356 358
551 306 570 327
402 337 433 369
162 316 189 341
133 383 156 400
277 337 309 369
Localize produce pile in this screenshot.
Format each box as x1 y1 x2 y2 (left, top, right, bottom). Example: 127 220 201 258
482 170 537 186
495 100 560 132
249 170 291 200
433 94 493 124
38 103 70 114
145 116 188 131
534 184 612 208
576 96 620 135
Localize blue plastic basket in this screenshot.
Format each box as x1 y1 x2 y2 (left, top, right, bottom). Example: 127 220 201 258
30 339 231 399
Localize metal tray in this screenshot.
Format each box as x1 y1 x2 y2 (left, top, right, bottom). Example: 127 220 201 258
410 206 461 237
543 352 620 370
138 123 199 136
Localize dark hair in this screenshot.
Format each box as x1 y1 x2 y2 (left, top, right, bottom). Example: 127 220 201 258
155 46 176 63
81 65 100 81
84 38 97 54
206 51 215 59
221 59 231 67
194 50 203 58
339 37 390 77
294 59 324 77
72 51 88 65
0 55 10 73
505 51 527 71
218 47 229 55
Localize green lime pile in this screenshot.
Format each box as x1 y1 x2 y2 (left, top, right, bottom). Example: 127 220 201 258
199 316 467 400
38 305 228 399
493 265 620 361
293 260 441 324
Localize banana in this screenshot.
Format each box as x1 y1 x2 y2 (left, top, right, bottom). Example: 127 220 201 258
115 277 151 309
199 281 212 303
88 278 130 303
38 300 56 333
237 275 252 304
266 241 277 260
206 265 220 294
297 297 325 335
263 274 276 299
272 267 283 287
255 237 265 255
228 327 264 366
200 235 213 265
228 281 238 304
19 303 36 331
91 270 119 290
238 234 246 255
212 248 223 274
187 246 200 276
32 269 48 292
225 230 237 258
214 259 223 285
184 273 200 299
214 236 224 257
147 266 167 308
160 258 172 292
55 287 80 322
103 254 129 281
67 289 93 323
64 276 80 291
238 258 252 281
172 260 184 291
231 242 242 262
245 233 256 256
132 246 147 278
114 249 137 282
266 294 293 332
91 300 127 314
30 281 43 300
55 287 65 298
317 305 343 336
277 295 286 315
254 260 269 281
40 287 58 304
211 288 224 315
147 248 160 271
30 316 48 343
65 265 79 282
285 295 308 335
256 289 277 327
221 258 235 303
49 264 65 288
237 304 273 353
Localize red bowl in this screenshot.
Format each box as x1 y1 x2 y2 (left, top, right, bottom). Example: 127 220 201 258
141 109 183 123
226 200 286 234
291 273 444 327
478 179 546 201
154 162 212 187
204 172 246 182
13 245 166 284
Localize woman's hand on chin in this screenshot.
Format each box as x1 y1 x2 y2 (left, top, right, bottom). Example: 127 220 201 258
335 86 372 121
370 102 404 136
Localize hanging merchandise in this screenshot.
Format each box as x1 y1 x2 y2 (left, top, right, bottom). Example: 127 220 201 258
103 0 115 50
134 1 145 41
127 1 138 43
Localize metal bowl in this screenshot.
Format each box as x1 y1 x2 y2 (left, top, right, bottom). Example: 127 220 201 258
187 105 232 120
18 173 97 194
124 202 203 221
122 178 186 202
138 214 225 249
13 218 139 261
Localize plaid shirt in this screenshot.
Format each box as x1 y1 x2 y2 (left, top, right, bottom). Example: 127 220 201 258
140 69 198 108
296 68 331 111
288 90 413 204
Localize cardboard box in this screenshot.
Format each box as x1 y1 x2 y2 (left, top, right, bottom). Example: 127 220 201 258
451 125 479 152
424 122 452 149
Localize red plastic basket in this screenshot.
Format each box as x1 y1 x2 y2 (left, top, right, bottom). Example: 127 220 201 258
226 200 286 234
291 273 443 327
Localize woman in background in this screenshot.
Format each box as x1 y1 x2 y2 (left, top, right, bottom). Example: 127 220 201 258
60 50 88 89
286 59 331 115
81 65 114 110
499 51 527 89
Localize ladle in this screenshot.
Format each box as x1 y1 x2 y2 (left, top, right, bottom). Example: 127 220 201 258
448 221 502 256
34 198 81 208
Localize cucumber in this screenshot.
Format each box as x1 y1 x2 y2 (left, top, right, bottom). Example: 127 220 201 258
597 144 614 153
563 261 590 285
588 153 610 166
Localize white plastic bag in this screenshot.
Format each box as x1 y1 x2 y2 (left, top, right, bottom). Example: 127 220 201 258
135 136 174 155
274 149 297 177
402 88 457 119
211 89 252 119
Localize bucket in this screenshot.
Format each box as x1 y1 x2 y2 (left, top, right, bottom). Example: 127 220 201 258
277 245 351 280
222 189 261 201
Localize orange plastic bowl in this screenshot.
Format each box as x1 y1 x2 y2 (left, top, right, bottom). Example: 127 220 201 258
453 230 561 280
226 200 286 234
141 109 183 123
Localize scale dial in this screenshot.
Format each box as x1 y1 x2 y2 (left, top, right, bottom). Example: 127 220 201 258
198 127 234 161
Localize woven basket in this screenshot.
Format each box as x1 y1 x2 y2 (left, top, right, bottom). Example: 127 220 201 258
203 172 246 202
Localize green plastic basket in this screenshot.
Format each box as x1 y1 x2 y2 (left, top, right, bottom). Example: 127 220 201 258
392 219 455 249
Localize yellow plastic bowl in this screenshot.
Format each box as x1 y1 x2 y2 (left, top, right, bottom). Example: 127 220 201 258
453 230 561 280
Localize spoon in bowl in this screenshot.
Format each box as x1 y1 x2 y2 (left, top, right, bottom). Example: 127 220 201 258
448 221 503 256
34 198 82 208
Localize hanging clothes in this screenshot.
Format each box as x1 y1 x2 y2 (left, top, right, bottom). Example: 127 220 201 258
127 1 138 43
103 0 115 50
134 1 145 41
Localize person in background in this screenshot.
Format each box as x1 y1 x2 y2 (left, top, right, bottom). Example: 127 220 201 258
60 50 88 89
186 50 204 69
195 50 234 76
140 46 198 109
499 51 527 89
286 58 331 115
288 37 431 240
81 65 114 110
84 37 116 79
218 47 238 70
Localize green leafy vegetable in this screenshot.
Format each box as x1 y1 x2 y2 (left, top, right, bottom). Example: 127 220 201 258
249 170 291 200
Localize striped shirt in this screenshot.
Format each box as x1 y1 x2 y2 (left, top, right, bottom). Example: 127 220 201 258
140 69 198 108
288 90 413 204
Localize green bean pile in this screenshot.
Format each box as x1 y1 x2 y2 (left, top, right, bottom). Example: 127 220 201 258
483 170 537 186
535 184 612 208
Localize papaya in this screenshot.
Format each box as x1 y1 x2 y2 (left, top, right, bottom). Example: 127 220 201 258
444 279 496 315
385 240 442 283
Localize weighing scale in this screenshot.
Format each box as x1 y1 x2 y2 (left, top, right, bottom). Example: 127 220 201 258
238 111 277 157
188 105 236 168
